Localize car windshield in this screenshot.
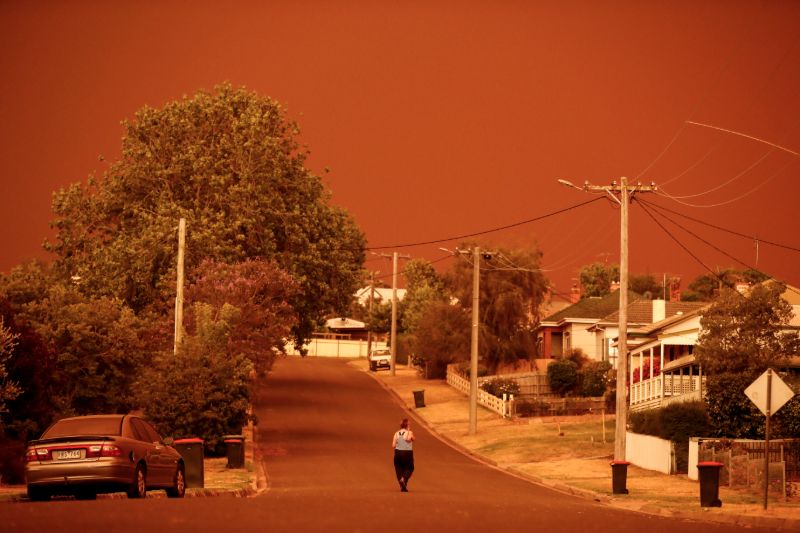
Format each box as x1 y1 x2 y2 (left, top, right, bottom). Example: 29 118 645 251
42 417 123 438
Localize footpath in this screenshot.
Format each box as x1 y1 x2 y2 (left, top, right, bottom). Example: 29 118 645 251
361 360 800 531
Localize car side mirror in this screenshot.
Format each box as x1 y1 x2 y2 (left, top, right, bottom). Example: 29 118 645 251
163 436 174 446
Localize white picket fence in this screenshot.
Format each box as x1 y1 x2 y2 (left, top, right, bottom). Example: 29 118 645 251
446 367 514 417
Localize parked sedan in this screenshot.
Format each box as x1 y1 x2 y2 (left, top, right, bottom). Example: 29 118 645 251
25 414 186 501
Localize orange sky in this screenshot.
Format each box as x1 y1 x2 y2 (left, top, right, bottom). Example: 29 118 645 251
1 1 799 295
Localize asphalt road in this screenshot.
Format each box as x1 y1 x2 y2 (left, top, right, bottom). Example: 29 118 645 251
0 357 785 532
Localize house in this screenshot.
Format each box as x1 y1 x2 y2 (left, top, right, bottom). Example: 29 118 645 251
536 290 640 362
355 287 406 306
590 300 706 370
627 282 800 412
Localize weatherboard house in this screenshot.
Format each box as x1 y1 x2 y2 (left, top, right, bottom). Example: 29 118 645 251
626 283 800 412
535 290 702 367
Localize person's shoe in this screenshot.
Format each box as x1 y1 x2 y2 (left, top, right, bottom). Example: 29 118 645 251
401 486 408 492
399 478 407 492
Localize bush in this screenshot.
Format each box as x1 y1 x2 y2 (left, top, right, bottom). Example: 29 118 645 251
581 360 612 397
547 358 578 396
480 378 520 398
140 341 254 455
629 401 711 472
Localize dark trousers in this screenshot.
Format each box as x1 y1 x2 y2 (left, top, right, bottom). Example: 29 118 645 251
393 449 414 484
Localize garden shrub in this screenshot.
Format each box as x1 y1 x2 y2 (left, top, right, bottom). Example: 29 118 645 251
547 358 578 396
629 401 711 473
581 360 612 397
480 377 520 398
140 341 255 455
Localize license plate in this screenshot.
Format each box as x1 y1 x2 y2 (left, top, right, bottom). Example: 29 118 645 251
55 449 83 460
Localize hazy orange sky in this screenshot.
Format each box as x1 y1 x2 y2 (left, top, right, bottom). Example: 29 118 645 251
2 1 799 295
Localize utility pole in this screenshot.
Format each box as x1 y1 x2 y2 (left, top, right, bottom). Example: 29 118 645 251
366 271 377 357
444 246 494 435
558 177 657 481
374 252 410 376
469 247 481 435
390 252 399 376
174 217 186 355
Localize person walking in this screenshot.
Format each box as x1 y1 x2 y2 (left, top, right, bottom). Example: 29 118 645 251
392 418 415 492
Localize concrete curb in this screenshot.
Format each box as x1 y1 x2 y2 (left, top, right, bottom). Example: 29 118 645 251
364 366 800 531
251 424 270 496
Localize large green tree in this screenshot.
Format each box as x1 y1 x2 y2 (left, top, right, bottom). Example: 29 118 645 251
695 282 800 438
186 258 298 374
446 243 548 370
0 319 20 417
400 258 447 333
578 262 619 299
46 84 365 347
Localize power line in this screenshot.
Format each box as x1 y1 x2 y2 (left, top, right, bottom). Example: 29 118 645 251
686 121 800 158
638 199 800 254
635 201 740 293
658 148 775 199
637 200 800 298
634 11 767 181
365 197 605 250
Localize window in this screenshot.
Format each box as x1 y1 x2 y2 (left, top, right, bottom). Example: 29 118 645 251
43 416 124 438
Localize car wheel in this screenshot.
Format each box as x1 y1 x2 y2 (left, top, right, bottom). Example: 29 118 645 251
127 464 147 499
369 362 376 371
27 485 51 502
166 465 186 498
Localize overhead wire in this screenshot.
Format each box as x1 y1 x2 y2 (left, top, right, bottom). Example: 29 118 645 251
638 198 800 253
641 18 800 195
637 200 800 298
365 197 605 250
635 201 744 294
634 9 766 181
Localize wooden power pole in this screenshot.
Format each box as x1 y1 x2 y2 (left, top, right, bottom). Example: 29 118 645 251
559 178 657 466
174 217 186 355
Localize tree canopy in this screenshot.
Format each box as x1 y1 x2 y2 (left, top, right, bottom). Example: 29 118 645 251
695 282 800 438
578 262 619 299
446 244 548 370
46 84 365 346
400 258 447 333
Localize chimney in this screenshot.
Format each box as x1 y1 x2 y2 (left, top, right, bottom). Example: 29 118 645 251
570 284 580 304
652 299 666 323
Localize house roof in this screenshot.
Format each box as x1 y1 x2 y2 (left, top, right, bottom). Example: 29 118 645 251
355 287 407 306
325 317 366 330
598 300 706 326
540 290 640 325
628 307 705 336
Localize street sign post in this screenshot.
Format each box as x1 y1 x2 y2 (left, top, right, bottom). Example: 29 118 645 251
744 368 796 510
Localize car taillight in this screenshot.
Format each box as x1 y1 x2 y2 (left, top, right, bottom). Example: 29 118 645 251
25 447 51 462
86 443 122 458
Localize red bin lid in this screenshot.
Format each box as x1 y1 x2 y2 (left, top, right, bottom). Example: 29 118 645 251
697 461 724 467
173 438 204 444
610 460 630 466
